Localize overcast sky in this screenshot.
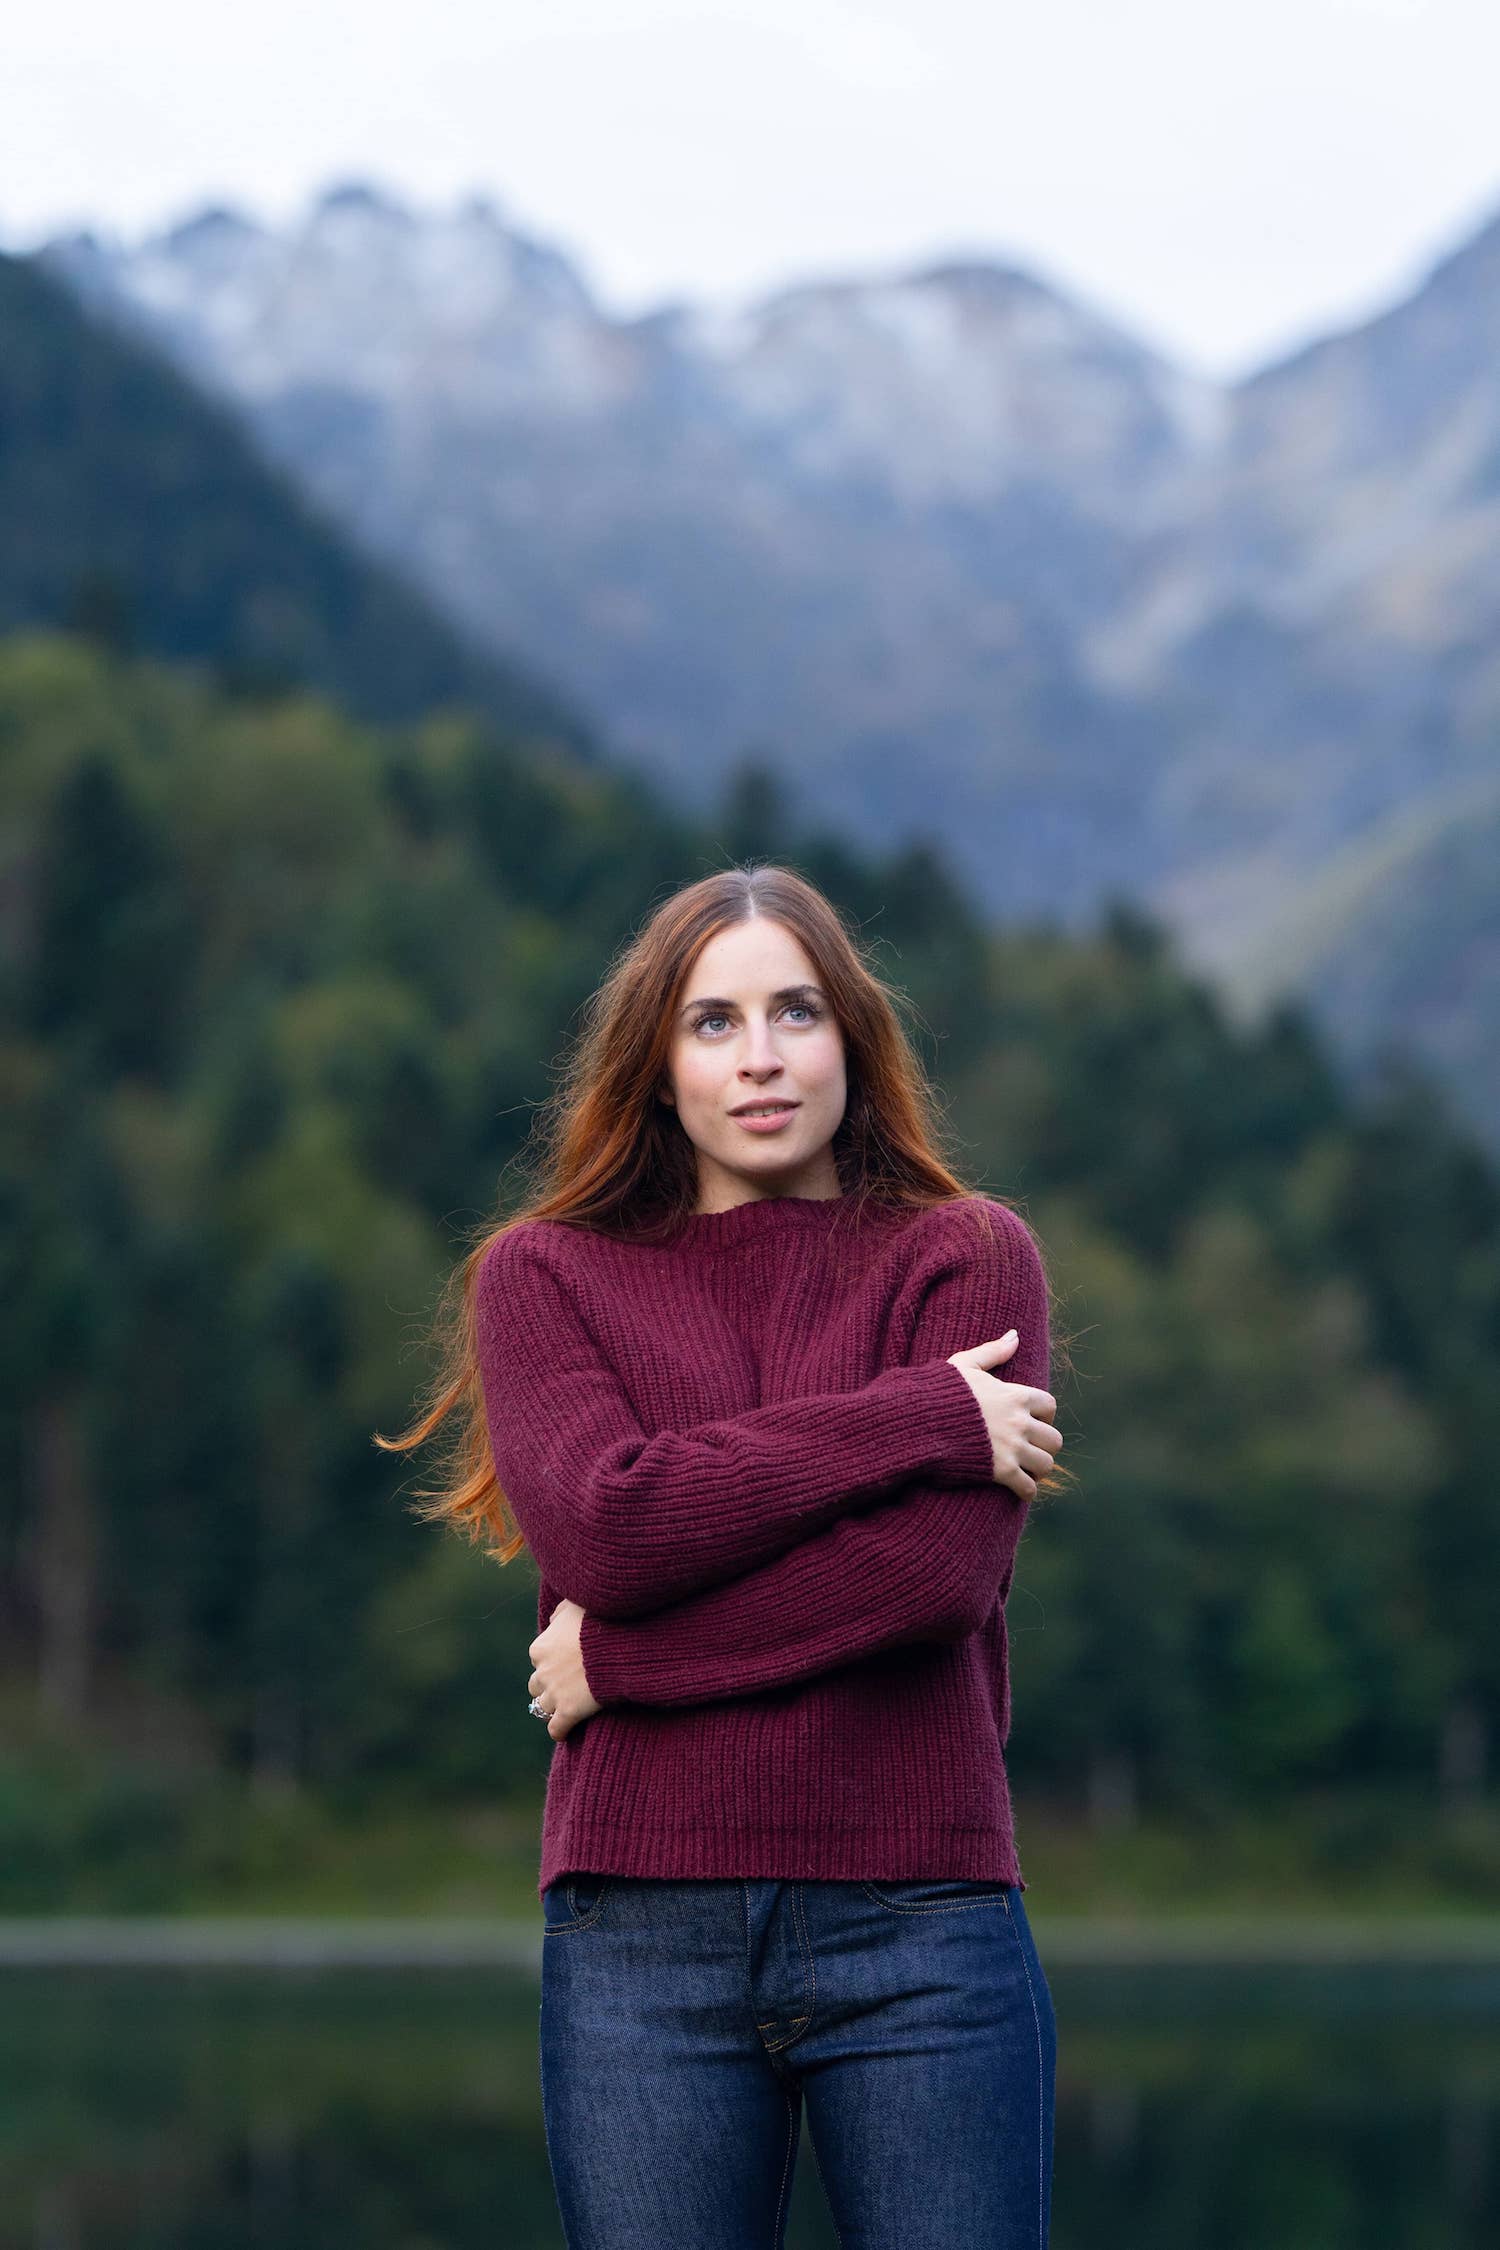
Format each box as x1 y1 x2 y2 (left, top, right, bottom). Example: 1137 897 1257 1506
6 0 1499 381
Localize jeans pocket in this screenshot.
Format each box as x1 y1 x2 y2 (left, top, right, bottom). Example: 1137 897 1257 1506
542 1872 616 1933
859 1877 1012 1914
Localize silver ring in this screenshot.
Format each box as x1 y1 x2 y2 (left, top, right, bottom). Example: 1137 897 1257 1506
528 1696 548 1719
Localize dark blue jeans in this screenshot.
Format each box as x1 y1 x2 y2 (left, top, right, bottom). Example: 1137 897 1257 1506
539 1872 1056 2247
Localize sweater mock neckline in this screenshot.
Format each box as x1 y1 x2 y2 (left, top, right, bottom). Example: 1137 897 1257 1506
664 1190 863 1249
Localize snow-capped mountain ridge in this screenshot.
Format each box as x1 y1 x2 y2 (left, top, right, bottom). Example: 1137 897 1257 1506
32 179 1500 1168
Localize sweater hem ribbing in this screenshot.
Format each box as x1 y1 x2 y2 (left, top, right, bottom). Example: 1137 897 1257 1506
537 1830 1025 1899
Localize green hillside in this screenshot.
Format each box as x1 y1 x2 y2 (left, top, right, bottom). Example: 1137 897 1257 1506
1224 772 1500 1142
0 250 596 750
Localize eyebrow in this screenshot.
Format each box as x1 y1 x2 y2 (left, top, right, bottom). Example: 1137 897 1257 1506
678 983 827 1018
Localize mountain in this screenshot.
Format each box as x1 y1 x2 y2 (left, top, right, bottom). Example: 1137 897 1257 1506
1217 770 1500 1127
0 242 598 753
36 182 1221 922
29 180 1500 1149
1098 208 1500 941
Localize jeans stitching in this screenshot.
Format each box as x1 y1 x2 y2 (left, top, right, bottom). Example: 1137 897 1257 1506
799 1883 818 2041
773 1881 823 2061
858 1880 1009 1914
763 1883 816 2052
1003 1891 1046 2248
806 2117 846 2249
772 2081 799 2247
541 1880 580 1935
742 1879 762 2045
544 1875 612 1934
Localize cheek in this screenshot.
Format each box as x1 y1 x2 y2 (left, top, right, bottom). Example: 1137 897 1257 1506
807 1036 847 1098
670 1047 721 1110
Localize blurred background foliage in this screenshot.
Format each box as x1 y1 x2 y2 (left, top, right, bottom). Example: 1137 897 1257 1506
2 624 1498 1911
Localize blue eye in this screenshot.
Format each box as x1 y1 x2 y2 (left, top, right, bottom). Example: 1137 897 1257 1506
691 1001 822 1035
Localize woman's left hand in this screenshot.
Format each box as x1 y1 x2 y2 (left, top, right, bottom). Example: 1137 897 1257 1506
528 1598 602 1740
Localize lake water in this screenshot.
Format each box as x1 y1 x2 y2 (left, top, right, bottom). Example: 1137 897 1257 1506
2 1955 1496 2246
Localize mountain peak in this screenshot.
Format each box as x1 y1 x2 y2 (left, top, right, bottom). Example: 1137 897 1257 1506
907 253 1057 302
312 178 414 225
161 202 265 254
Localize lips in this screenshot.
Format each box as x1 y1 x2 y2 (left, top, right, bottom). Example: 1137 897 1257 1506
730 1101 800 1117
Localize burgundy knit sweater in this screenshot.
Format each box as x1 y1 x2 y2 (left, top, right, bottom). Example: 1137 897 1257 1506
474 1189 1051 1900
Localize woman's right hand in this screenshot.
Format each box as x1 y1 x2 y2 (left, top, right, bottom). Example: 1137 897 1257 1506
948 1332 1062 1502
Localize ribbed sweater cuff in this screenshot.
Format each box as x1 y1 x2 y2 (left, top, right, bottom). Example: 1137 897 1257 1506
850 1350 1002 1494
578 1609 629 1710
877 1354 997 1488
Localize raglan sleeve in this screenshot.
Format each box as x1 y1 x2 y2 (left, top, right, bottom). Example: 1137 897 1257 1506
475 1224 996 1618
573 1201 1052 1707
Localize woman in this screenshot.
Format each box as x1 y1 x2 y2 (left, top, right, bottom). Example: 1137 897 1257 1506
382 863 1070 2248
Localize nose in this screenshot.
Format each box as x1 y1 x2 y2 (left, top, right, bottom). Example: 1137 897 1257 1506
739 1015 784 1073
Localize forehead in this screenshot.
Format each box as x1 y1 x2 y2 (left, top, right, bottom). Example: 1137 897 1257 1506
683 920 819 991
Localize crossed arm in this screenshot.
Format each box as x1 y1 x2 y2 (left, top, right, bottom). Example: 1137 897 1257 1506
478 1201 1051 1710
475 1219 998 1618
573 1201 1051 1706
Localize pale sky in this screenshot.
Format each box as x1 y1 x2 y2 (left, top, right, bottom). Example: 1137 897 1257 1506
5 0 1500 381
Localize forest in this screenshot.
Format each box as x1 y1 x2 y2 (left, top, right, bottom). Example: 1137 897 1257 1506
3 622 1498 1911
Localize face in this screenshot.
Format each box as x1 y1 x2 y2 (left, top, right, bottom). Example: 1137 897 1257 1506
659 918 848 1212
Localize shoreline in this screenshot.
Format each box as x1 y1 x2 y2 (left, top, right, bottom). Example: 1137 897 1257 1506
4 1912 1500 1968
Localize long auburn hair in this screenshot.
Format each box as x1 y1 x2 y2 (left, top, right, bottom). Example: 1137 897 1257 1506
375 862 1071 1564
